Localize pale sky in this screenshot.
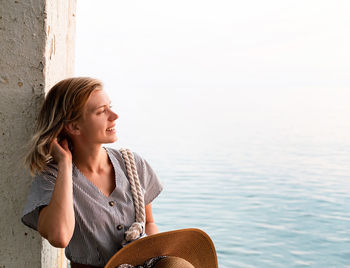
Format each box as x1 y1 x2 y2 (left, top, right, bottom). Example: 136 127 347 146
75 0 350 150
75 0 350 90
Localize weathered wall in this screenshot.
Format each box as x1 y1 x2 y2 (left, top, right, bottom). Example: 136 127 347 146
44 0 76 89
0 0 76 267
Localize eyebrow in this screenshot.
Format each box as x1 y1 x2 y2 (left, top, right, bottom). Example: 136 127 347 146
92 101 112 111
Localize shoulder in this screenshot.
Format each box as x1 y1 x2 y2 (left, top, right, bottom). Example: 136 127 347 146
105 147 154 178
43 162 59 176
105 147 163 203
33 162 59 184
105 147 144 165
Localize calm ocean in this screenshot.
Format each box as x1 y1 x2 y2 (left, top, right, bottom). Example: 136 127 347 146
110 87 350 267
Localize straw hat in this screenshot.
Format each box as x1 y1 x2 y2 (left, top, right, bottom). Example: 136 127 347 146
104 228 218 268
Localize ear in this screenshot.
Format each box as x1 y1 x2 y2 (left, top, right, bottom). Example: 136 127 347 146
64 122 81 136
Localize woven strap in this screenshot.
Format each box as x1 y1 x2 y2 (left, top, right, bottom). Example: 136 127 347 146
120 148 146 244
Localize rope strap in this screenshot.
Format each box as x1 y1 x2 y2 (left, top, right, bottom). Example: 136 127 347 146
120 148 146 245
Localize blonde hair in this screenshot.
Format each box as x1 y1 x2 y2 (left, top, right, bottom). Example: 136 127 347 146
25 77 103 175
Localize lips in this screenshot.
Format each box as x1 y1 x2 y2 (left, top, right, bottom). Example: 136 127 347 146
106 125 116 132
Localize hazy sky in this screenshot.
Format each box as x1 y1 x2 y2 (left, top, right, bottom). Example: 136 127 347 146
75 0 350 90
74 0 350 151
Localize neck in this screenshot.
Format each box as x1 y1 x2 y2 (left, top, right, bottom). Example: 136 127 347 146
72 143 109 173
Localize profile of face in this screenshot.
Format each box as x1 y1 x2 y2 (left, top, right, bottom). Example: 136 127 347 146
67 89 119 145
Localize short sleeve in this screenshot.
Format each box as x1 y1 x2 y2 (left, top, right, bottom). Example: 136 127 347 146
21 167 57 230
133 153 163 205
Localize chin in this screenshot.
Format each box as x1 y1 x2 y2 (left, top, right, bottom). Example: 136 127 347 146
105 136 118 144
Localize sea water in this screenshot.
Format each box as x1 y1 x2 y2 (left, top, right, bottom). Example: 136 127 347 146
111 87 350 267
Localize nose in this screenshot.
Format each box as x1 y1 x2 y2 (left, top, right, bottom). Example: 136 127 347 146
109 109 119 121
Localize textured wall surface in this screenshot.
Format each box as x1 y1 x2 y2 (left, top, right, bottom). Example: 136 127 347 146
0 0 76 267
44 0 76 89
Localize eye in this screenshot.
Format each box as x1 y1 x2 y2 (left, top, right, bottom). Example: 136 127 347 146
97 104 113 114
97 108 106 114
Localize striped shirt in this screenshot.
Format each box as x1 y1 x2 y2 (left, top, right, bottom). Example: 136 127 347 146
21 148 163 267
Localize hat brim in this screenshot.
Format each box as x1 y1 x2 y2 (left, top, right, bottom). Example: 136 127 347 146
104 228 218 268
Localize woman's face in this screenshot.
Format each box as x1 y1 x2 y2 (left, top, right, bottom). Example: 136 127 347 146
76 89 118 145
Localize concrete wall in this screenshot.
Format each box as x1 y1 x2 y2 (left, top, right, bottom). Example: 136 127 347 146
0 0 76 267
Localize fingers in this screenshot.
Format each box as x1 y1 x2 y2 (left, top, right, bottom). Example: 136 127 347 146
49 138 59 151
50 138 68 152
50 137 72 164
60 139 69 151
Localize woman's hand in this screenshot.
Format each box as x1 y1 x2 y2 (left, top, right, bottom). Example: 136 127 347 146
50 138 72 165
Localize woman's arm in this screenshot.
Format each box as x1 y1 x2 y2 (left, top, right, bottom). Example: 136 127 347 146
145 203 159 235
37 139 75 248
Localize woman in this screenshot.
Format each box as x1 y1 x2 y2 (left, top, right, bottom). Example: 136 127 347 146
22 77 163 267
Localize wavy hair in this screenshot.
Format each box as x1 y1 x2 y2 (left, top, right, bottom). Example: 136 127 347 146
25 77 103 175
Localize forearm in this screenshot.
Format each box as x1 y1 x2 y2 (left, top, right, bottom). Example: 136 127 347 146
38 161 75 248
145 203 158 235
145 222 159 235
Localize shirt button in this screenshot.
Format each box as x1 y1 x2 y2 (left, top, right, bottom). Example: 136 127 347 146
117 225 123 230
109 201 115 207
